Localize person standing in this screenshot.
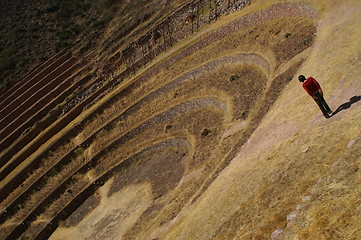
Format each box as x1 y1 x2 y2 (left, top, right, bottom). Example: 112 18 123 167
298 75 332 118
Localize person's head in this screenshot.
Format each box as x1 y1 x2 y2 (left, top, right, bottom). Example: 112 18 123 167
298 75 306 82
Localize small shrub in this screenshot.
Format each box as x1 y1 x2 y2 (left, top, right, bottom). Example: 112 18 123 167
201 129 211 137
0 56 16 72
0 48 16 72
55 41 70 51
94 20 107 29
57 30 74 41
229 75 240 82
11 27 26 40
45 3 60 13
285 32 292 38
70 24 82 35
164 125 173 132
57 8 72 19
101 0 118 8
79 42 92 54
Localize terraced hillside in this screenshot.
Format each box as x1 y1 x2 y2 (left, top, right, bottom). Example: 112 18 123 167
1 0 360 239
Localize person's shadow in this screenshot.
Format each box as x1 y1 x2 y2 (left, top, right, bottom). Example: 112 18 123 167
331 95 361 116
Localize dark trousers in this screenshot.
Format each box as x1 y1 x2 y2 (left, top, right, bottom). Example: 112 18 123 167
314 92 331 117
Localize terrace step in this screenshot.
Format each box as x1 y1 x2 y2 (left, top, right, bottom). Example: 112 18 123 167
0 74 107 187
0 56 77 127
0 69 93 158
0 51 66 104
0 52 71 110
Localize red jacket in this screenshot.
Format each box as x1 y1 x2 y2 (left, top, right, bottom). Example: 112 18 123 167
302 77 321 97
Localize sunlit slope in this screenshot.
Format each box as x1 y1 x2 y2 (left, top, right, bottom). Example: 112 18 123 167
0 0 360 239
162 0 361 239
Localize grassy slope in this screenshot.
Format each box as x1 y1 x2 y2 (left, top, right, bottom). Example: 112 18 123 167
0 0 114 91
0 0 188 94
161 0 361 239
24 0 360 239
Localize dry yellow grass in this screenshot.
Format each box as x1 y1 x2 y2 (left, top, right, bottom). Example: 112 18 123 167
2 0 360 239
159 1 361 239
